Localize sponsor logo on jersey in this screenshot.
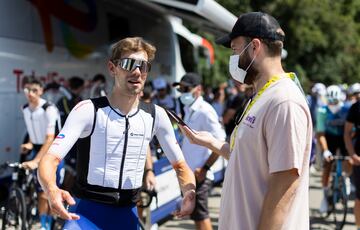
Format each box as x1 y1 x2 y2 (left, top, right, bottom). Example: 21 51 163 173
56 134 65 139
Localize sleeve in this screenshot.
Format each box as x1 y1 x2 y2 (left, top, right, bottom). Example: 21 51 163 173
316 106 327 133
45 105 59 135
265 101 311 175
47 100 94 160
204 109 226 141
346 103 358 124
153 106 185 163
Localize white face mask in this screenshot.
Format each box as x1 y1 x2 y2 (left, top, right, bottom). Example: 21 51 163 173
229 42 256 83
328 101 343 114
180 92 195 105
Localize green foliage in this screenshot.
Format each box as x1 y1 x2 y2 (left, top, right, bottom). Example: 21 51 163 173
200 0 360 88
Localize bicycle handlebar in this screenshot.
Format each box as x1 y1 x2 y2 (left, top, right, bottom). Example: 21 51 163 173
332 156 351 160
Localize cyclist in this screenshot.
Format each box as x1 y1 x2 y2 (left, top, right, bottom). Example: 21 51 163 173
344 82 360 229
21 78 64 230
317 85 350 213
38 37 196 229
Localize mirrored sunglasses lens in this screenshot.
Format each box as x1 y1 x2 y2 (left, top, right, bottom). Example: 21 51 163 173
120 58 150 73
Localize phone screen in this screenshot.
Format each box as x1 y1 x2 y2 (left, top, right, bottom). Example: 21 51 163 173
164 108 195 133
165 109 186 125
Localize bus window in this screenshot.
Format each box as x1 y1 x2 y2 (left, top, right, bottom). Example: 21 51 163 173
177 34 196 72
107 13 130 42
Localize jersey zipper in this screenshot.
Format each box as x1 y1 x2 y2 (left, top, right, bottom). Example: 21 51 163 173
30 112 39 143
119 116 129 189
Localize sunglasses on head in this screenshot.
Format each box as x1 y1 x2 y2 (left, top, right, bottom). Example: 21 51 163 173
115 58 151 73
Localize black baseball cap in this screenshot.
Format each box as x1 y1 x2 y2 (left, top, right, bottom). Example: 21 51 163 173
216 12 285 48
172 72 202 87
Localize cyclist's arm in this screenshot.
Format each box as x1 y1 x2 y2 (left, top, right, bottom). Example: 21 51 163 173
38 100 93 220
344 121 356 156
144 146 156 190
39 100 94 189
153 106 195 194
257 169 300 230
316 107 328 152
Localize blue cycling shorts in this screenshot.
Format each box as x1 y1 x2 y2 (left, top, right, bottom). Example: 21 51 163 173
63 198 139 230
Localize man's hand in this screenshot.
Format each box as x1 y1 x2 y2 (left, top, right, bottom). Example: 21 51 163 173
21 160 39 170
46 186 80 220
179 125 213 148
350 154 360 166
21 143 33 154
194 167 207 183
323 150 333 162
173 189 196 218
144 170 156 191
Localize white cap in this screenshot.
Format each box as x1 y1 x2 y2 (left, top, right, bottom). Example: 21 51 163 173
152 78 167 90
311 83 326 95
348 83 360 95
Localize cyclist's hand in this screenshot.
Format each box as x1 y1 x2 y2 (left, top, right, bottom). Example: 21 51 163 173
194 167 206 183
173 189 195 218
144 170 156 191
179 125 213 148
21 160 38 170
350 154 360 166
47 186 80 221
20 143 33 154
323 150 333 162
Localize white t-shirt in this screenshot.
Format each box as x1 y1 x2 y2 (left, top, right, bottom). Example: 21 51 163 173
219 77 312 230
181 96 225 177
22 98 61 145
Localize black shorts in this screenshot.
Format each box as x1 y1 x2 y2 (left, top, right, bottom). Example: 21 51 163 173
325 134 347 156
190 179 213 221
352 164 360 200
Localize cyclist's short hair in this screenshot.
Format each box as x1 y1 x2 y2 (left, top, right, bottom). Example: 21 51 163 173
110 37 156 62
68 76 85 90
92 73 106 83
245 35 283 57
25 78 43 88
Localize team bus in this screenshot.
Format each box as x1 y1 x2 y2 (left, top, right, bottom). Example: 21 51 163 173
0 0 236 227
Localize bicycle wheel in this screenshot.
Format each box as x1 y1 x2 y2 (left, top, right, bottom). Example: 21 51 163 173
2 187 27 230
332 176 348 230
26 180 38 228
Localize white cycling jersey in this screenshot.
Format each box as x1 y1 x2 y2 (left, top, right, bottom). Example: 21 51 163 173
49 97 184 191
22 98 61 145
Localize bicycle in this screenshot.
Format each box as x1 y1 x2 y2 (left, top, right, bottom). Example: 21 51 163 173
1 162 38 230
137 188 158 230
325 155 350 230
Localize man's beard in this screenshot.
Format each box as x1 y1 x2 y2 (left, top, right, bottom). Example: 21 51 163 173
239 50 259 85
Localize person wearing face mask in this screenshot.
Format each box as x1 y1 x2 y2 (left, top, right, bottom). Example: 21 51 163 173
317 85 351 214
173 72 226 230
179 12 312 230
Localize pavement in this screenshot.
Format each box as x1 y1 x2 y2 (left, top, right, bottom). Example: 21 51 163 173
1 168 358 229
159 169 357 230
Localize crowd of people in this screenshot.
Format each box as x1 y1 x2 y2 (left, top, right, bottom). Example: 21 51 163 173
15 11 360 230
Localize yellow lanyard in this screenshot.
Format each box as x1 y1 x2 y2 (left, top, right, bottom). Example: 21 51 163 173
229 73 295 152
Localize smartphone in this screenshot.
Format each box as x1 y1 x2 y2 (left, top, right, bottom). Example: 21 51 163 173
164 108 195 133
165 108 186 126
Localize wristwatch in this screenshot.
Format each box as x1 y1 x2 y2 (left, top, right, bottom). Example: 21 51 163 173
202 163 211 171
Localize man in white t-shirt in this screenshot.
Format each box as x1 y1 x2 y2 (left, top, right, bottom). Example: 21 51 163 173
180 12 312 230
173 73 226 230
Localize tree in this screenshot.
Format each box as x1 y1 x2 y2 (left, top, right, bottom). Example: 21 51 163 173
204 0 360 90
